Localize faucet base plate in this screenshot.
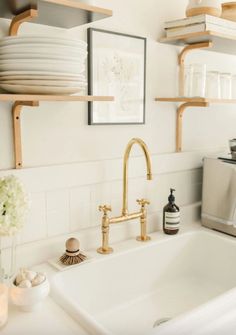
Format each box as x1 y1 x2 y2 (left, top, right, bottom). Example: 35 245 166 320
136 236 151 242
97 247 114 255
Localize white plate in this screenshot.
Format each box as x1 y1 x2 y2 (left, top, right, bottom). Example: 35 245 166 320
1 34 87 45
0 84 87 95
0 63 85 74
0 70 85 77
0 36 87 48
0 80 87 87
0 53 86 62
0 59 84 66
0 45 87 56
0 74 85 81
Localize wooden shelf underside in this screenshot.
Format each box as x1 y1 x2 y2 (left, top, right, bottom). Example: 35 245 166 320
0 94 114 102
0 0 112 28
160 31 236 56
156 97 236 104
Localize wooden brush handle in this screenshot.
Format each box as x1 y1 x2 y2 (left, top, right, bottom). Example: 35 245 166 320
66 238 80 252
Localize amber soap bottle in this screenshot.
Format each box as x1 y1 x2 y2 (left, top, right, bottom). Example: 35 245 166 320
163 189 180 235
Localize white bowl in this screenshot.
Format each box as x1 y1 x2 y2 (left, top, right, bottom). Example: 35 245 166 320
10 278 50 312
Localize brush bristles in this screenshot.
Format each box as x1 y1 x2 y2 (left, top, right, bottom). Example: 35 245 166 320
60 252 87 266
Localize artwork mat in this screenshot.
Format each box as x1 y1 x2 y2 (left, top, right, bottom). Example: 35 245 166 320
88 28 147 125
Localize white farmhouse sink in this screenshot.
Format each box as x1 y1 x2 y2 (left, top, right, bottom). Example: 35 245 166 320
50 230 236 335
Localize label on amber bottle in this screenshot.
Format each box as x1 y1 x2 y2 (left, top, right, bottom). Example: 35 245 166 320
164 212 180 230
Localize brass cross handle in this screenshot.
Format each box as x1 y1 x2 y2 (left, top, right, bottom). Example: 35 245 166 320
136 199 150 207
99 205 112 215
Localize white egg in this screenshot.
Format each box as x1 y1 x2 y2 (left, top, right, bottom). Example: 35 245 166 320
32 273 46 287
15 273 26 286
25 270 37 282
18 280 32 288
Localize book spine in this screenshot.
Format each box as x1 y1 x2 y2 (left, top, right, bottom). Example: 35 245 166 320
166 22 236 37
164 15 206 29
166 23 206 37
164 15 236 30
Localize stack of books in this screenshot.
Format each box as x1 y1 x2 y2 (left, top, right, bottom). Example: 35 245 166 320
164 15 236 38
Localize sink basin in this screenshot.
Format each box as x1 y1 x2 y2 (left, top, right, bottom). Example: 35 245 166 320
50 230 236 335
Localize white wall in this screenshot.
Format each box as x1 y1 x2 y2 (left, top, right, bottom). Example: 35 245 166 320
0 0 235 169
0 0 235 255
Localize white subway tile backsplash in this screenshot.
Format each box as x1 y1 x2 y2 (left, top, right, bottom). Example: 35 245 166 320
111 180 123 202
46 190 69 237
20 192 47 244
110 199 122 217
0 151 210 246
70 187 91 231
47 209 70 237
90 183 112 205
0 149 215 192
46 190 69 211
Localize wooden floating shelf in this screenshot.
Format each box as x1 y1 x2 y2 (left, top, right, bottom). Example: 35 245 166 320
160 31 236 56
158 30 236 153
155 97 236 153
0 1 113 170
0 0 112 29
1 94 114 170
156 97 236 104
0 94 114 102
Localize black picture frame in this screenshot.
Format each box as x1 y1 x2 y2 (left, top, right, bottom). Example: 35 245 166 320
88 28 147 125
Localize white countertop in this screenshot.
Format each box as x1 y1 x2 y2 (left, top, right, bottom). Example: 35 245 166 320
1 298 88 335
2 298 88 335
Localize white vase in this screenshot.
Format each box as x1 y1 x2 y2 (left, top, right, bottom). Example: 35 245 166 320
0 236 16 284
0 284 8 329
0 237 15 330
186 0 222 17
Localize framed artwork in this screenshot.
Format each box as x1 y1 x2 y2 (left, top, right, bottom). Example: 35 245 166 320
88 28 147 125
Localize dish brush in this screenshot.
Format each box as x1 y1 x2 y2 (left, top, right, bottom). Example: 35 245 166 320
60 237 87 266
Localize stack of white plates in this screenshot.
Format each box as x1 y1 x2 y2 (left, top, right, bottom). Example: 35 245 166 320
0 35 88 95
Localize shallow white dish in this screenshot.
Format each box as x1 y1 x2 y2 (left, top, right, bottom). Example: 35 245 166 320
1 34 87 44
0 53 86 62
0 74 86 81
0 35 87 48
1 80 87 87
0 83 87 95
0 63 85 74
0 70 85 77
0 59 84 65
0 45 87 56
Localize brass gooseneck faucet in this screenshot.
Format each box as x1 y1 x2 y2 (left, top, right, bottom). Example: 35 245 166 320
97 138 153 255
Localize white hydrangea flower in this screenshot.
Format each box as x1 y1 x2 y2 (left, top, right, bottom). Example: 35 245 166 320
0 175 29 236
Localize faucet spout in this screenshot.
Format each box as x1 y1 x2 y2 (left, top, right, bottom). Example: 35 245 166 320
122 138 152 216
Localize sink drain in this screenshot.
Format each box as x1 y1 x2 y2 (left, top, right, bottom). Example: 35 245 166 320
153 317 171 328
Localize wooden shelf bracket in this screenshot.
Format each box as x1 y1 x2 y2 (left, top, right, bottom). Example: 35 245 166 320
178 41 213 96
12 101 39 169
9 8 38 36
176 102 209 152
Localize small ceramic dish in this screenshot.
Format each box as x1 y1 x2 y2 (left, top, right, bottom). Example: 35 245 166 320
10 277 50 312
